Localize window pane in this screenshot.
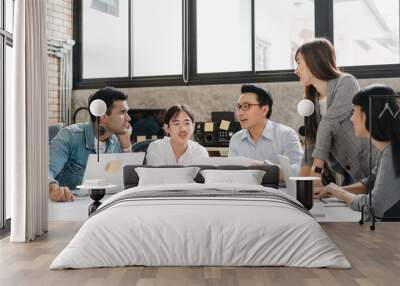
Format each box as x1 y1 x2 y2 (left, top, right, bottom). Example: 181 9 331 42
82 0 129 78
255 0 314 71
197 0 251 73
334 0 400 66
5 0 14 33
5 44 12 220
132 0 182 77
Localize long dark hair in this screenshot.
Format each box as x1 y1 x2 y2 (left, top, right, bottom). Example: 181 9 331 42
352 84 400 177
295 38 342 144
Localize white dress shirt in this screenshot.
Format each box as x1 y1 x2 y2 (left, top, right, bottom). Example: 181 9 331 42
94 138 106 154
146 137 209 166
228 120 303 175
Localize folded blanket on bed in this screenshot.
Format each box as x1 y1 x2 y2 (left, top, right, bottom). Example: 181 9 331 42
92 188 312 218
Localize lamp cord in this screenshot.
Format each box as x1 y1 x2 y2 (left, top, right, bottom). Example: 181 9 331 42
304 117 308 163
97 117 100 162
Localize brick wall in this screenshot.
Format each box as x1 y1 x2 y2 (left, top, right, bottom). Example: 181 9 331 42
46 0 73 124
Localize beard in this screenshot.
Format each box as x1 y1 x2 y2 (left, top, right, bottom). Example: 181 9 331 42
98 125 106 136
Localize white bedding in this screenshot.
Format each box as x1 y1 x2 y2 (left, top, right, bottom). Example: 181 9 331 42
50 183 350 269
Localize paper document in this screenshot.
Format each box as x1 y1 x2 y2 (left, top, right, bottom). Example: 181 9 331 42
220 120 230 130
136 136 146 142
204 122 214 132
323 197 348 207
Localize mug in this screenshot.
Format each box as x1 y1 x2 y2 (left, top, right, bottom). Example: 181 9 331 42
290 176 320 210
296 180 313 210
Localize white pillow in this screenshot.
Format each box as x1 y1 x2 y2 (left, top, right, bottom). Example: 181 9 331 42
200 169 266 185
136 167 200 186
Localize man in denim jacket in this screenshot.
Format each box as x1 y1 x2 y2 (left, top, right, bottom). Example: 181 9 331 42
49 87 132 202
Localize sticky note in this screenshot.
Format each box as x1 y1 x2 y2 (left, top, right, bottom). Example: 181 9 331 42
220 120 230 131
137 136 146 142
105 159 122 174
204 122 214 132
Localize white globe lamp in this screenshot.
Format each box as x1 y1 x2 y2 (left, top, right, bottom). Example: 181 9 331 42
297 99 315 117
297 99 315 165
89 99 107 117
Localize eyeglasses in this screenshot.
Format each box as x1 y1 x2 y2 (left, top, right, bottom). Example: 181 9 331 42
234 102 261 112
169 121 193 129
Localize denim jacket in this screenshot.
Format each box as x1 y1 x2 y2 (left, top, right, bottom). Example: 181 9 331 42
48 121 122 189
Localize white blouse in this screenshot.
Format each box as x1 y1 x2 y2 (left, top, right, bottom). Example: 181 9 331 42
146 137 209 166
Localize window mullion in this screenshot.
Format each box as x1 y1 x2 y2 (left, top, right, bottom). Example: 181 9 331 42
188 0 197 81
315 0 333 43
251 0 255 73
129 0 132 78
182 0 189 83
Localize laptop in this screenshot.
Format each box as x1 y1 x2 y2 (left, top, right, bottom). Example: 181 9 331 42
80 152 146 194
278 155 296 197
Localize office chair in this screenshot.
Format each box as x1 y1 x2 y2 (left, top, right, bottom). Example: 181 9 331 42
132 139 157 153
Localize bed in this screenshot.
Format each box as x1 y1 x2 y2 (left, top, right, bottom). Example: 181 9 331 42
50 166 350 269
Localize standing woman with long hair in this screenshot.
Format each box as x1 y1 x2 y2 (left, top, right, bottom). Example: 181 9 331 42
294 38 374 183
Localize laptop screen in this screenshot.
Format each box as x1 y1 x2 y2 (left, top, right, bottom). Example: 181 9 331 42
82 152 145 194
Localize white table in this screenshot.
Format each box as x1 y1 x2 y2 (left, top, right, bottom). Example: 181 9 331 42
310 199 360 222
48 195 99 222
48 193 360 223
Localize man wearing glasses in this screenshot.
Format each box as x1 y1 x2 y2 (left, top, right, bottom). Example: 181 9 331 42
229 84 303 176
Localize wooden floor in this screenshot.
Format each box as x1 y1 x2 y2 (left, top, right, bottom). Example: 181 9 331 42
0 222 399 286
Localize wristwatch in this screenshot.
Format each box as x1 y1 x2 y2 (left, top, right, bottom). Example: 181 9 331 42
312 165 323 174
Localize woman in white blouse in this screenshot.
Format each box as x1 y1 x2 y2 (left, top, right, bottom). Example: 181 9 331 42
146 104 209 165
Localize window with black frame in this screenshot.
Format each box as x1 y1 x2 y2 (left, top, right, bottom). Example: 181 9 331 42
79 0 182 81
131 0 182 77
73 0 400 89
0 0 14 234
333 0 399 67
254 0 314 71
196 0 252 73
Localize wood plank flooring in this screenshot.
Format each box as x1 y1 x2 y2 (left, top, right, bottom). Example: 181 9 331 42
0 222 399 286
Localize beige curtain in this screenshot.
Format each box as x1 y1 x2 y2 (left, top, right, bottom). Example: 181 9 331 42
7 0 48 242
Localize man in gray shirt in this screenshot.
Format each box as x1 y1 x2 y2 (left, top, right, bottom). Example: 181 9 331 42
229 84 303 176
